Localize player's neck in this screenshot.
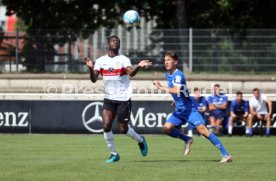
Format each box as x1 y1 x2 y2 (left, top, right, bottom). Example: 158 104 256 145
169 68 177 75
108 50 119 58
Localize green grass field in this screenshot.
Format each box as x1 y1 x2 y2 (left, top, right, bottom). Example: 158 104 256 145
0 134 275 181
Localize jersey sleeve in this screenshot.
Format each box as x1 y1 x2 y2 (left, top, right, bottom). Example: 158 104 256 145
261 94 267 101
94 58 101 72
207 96 213 104
244 101 249 113
223 96 228 103
123 57 132 68
230 101 235 112
173 75 183 87
249 98 254 107
202 97 208 107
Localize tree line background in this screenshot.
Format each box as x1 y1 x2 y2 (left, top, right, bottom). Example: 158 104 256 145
1 0 276 73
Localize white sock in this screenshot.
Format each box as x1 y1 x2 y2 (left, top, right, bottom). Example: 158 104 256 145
126 126 143 143
187 129 193 137
103 131 117 155
245 127 249 134
228 125 233 135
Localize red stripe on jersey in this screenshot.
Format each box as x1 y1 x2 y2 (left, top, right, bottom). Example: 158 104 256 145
101 68 127 76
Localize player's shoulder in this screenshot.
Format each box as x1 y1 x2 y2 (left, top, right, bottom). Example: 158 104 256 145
221 94 228 98
260 93 267 100
231 99 237 104
249 96 255 101
208 94 215 98
199 96 206 101
96 54 108 61
117 54 130 60
172 70 185 80
175 69 184 76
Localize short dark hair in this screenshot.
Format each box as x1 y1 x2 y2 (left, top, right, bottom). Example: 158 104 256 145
194 87 199 92
236 91 243 96
214 84 220 88
165 51 178 61
253 88 260 93
107 35 120 43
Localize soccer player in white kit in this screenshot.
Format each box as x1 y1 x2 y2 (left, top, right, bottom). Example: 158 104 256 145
248 88 272 136
84 35 151 163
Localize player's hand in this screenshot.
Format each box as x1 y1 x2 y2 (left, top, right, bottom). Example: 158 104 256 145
138 60 152 68
153 80 162 89
257 114 262 120
232 114 236 118
84 57 93 68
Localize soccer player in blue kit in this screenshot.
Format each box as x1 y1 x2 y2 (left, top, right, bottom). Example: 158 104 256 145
153 51 232 163
228 91 249 136
208 84 228 135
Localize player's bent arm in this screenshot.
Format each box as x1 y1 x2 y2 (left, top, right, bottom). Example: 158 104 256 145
249 106 257 116
266 98 272 115
127 60 152 77
89 68 100 83
153 80 180 94
127 65 140 77
200 106 207 113
216 102 227 109
209 104 216 111
84 57 99 83
230 111 236 117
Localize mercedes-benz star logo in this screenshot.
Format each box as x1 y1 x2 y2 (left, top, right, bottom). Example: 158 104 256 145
82 102 103 133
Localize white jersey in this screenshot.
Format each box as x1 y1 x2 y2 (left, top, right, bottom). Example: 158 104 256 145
94 54 132 101
249 94 268 114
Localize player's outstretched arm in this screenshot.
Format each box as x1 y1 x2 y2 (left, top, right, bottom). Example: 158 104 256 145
84 57 99 83
153 80 180 94
127 60 152 77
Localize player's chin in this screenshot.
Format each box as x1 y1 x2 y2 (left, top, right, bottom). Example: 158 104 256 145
111 46 119 50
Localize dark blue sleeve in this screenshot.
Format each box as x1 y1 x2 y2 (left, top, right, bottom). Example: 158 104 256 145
244 101 249 113
207 96 212 104
202 97 208 106
230 101 235 112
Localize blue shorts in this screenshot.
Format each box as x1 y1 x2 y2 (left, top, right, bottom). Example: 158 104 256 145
209 111 226 120
166 110 205 129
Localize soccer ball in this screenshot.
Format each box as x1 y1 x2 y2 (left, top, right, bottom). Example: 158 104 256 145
123 10 140 24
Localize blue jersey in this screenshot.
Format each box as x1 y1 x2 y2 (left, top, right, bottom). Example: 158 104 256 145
165 69 204 128
191 96 208 112
208 94 228 115
230 100 249 115
166 69 196 112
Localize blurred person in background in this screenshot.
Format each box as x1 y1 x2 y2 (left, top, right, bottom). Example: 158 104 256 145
208 84 228 135
188 87 208 137
228 91 249 136
248 88 272 137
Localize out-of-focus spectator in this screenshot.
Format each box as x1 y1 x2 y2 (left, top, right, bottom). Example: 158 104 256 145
248 88 272 136
188 87 208 137
228 91 249 136
208 84 228 135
